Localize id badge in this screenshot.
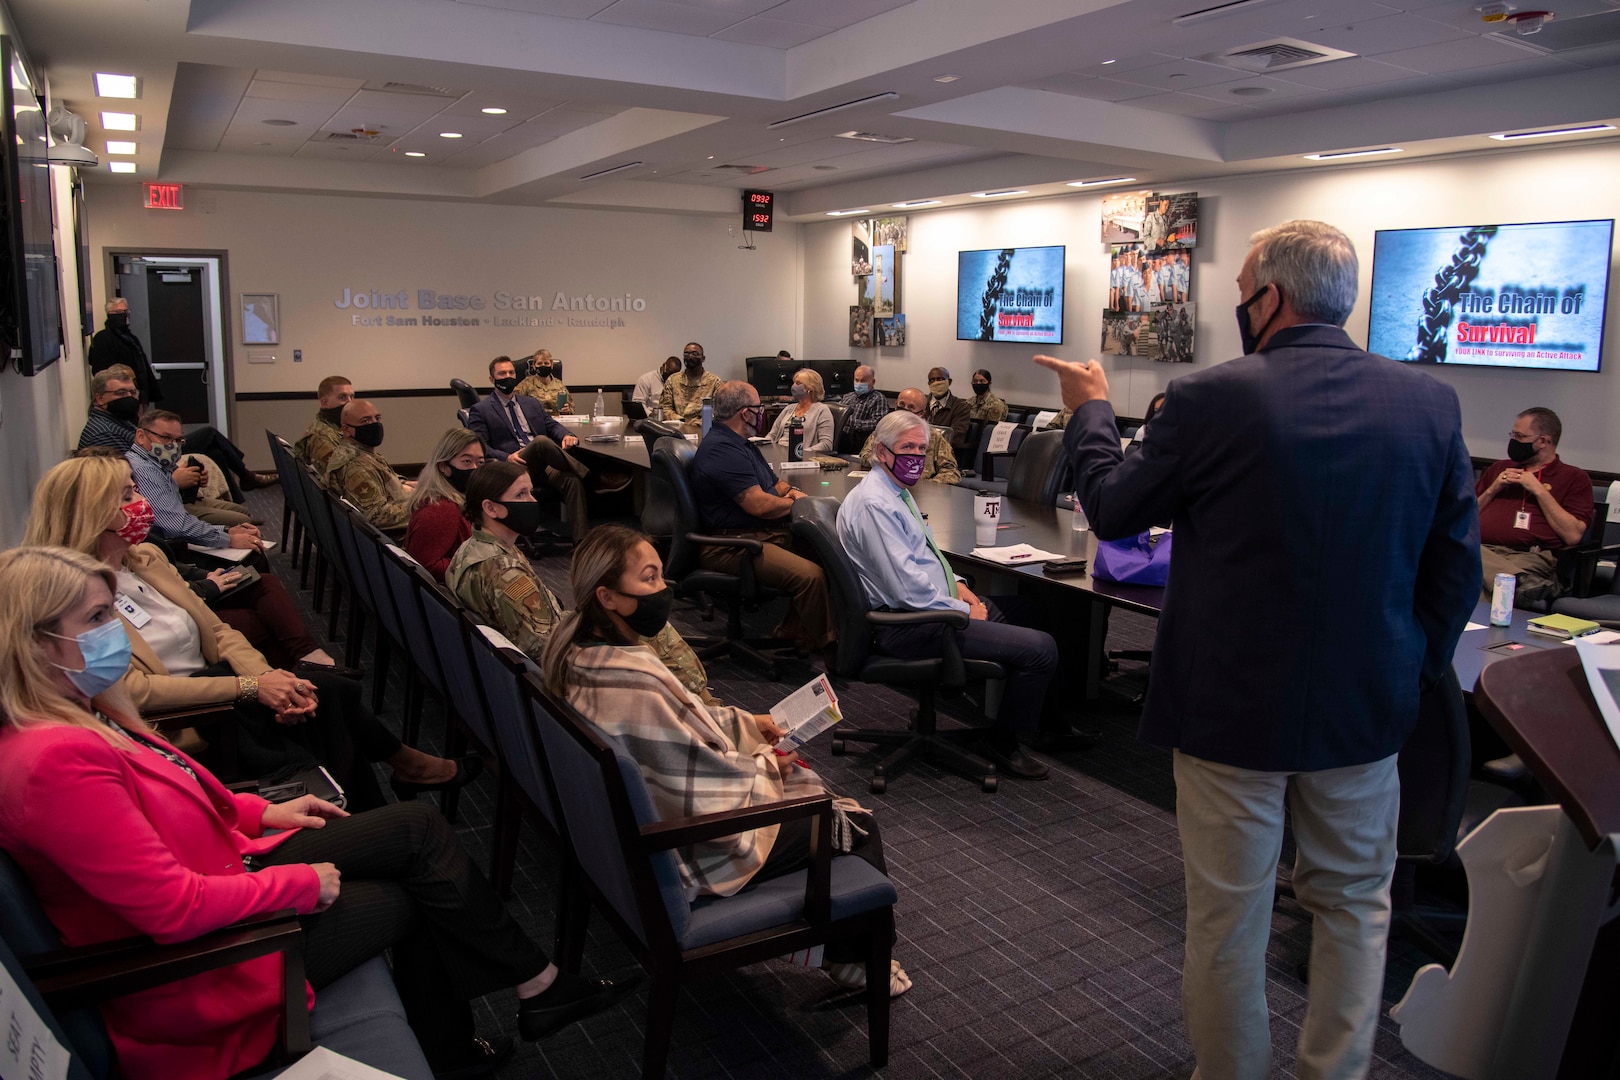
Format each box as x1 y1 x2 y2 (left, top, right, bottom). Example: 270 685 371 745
114 591 152 628
1514 510 1532 531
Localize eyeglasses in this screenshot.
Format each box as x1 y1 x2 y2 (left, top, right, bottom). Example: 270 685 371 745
141 429 182 445
1508 432 1538 442
104 388 138 399
683 352 703 360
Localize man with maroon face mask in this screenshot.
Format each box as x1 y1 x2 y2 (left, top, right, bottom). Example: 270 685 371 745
836 409 1096 782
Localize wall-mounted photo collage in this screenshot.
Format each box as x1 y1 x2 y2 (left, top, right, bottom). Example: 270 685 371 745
1101 190 1199 362
851 216 909 347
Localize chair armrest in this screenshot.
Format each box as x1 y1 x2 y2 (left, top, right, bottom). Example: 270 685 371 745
640 795 834 924
686 532 765 556
1556 541 1610 598
866 609 969 630
147 704 237 732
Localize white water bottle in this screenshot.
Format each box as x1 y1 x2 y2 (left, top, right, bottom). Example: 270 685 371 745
1072 494 1089 533
593 388 605 419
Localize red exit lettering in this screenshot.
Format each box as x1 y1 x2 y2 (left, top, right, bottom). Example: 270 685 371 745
143 183 184 210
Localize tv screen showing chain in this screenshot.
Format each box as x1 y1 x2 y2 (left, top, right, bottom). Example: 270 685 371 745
1368 219 1613 372
957 245 1066 344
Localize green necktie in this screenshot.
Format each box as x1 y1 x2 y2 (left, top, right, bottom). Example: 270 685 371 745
900 489 954 600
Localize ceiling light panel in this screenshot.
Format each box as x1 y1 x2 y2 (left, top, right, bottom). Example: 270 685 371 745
109 161 137 173
106 141 137 155
101 112 139 131
1067 176 1139 187
1489 124 1615 139
95 73 139 98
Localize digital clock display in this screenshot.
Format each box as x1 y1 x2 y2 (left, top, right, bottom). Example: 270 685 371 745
742 188 774 233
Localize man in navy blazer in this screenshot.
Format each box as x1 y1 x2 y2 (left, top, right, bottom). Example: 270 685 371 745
1037 220 1480 1080
466 355 592 539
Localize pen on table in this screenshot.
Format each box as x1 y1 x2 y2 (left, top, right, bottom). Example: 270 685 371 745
1007 552 1034 561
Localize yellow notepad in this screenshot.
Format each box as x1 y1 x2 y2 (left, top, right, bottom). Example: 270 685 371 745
1526 613 1603 639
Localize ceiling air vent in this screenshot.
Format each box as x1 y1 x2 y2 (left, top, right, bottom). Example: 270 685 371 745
834 131 915 144
1203 37 1356 72
360 79 462 98
323 128 389 143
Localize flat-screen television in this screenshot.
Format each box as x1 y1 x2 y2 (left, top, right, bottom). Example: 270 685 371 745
1368 219 1612 372
0 37 61 375
957 245 1065 344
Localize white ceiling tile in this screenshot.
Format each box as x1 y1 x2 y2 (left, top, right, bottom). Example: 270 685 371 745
711 16 832 47
344 88 461 117
245 80 356 105
293 141 384 161
1294 72 1460 106
1068 53 1179 77
516 107 618 138
438 91 569 119
1377 34 1546 73
1056 77 1167 102
1019 73 1101 96
230 97 339 127
759 0 912 30
591 0 744 35
560 100 628 115
1247 0 1402 35
252 70 365 89
1125 92 1255 118
398 112 519 139
1267 57 1425 89
661 0 783 17
456 0 617 15
1559 41 1620 66
1441 55 1583 84
1111 59 1251 91
218 135 302 155
725 137 867 168
1298 13 1474 55
1182 76 1327 105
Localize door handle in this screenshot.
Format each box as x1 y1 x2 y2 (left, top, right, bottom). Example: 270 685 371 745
151 363 206 370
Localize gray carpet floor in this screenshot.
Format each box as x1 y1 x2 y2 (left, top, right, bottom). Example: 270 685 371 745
242 485 1458 1080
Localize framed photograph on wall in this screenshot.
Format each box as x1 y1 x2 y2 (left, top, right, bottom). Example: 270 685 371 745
241 293 280 344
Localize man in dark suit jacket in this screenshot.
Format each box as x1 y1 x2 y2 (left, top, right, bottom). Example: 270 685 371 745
466 355 593 540
88 298 163 404
1037 220 1480 1080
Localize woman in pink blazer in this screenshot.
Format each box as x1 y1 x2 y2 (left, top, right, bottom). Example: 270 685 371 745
0 547 633 1080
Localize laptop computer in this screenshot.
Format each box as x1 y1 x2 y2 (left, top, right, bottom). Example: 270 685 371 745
624 401 649 421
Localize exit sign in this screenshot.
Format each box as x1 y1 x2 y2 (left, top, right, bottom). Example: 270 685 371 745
143 183 184 210
742 188 774 233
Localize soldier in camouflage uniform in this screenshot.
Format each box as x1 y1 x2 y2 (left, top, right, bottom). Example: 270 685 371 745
448 526 717 702
1042 408 1072 431
326 400 413 531
857 389 960 484
966 369 1009 423
513 349 575 414
293 375 353 481
660 342 723 432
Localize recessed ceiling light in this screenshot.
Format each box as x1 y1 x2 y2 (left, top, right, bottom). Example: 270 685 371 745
1229 85 1273 97
481 107 508 115
101 112 139 131
109 161 137 173
106 141 137 155
261 119 297 126
970 189 1028 198
95 73 139 99
1066 176 1139 187
707 155 715 159
405 151 426 157
439 132 463 138
1489 124 1615 141
1101 59 1117 65
826 208 871 216
933 74 961 83
892 199 941 208
1302 147 1402 160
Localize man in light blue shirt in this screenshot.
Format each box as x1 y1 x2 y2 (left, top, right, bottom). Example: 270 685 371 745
837 410 1080 779
126 410 265 554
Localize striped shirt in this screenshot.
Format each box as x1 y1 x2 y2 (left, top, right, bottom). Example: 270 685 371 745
78 408 138 451
126 447 230 548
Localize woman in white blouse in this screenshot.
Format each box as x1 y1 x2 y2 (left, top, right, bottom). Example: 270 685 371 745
766 369 834 456
23 455 476 810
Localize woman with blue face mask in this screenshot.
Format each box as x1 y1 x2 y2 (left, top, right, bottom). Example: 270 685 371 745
0 546 635 1080
764 368 834 454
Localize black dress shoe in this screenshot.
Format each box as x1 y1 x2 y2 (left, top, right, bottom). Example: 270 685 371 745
1031 729 1102 754
390 755 484 801
979 739 1049 781
517 975 642 1040
294 660 365 681
431 1036 513 1080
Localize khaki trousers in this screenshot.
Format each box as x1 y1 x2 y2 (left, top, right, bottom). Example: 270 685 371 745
698 530 833 650
1173 749 1399 1080
1480 543 1560 605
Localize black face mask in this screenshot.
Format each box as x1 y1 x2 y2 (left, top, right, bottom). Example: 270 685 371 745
493 377 518 395
494 500 544 535
105 397 141 423
318 405 345 426
683 354 703 370
1506 438 1538 464
445 465 476 493
107 312 130 329
535 365 553 376
618 585 673 638
1236 285 1280 355
352 422 385 448
972 382 989 395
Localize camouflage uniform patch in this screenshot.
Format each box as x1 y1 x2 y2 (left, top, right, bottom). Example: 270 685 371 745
326 439 412 530
293 418 343 481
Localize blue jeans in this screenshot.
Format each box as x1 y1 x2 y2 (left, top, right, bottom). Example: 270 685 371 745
873 595 1058 740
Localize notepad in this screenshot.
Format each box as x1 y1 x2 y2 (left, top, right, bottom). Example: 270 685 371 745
970 543 1064 565
1526 613 1604 640
190 540 276 562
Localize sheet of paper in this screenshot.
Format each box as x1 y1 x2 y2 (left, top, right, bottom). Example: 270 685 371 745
847 470 870 478
1565 629 1620 647
269 1046 409 1080
0 961 70 1080
1607 481 1619 522
1031 410 1058 429
1464 621 1488 632
1574 639 1620 751
986 421 1017 455
189 539 276 562
969 543 1064 565
1120 437 1132 451
771 674 842 748
777 460 819 470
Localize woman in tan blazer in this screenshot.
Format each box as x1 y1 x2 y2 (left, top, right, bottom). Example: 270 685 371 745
24 456 481 810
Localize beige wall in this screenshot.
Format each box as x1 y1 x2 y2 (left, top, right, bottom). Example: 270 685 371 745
87 188 802 466
803 141 1620 471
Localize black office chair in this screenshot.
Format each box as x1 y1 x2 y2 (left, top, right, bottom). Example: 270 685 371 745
958 419 989 478
1005 429 1073 506
450 378 479 410
824 402 847 455
651 436 794 679
637 421 686 545
790 497 1005 794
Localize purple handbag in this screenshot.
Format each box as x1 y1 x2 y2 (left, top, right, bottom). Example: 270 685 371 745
1092 530 1172 586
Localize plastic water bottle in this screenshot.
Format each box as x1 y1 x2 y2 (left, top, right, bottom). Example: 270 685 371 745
700 396 713 440
1071 494 1089 533
592 388 605 419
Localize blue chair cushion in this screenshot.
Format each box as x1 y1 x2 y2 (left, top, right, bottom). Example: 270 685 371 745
682 855 898 950
252 957 433 1080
